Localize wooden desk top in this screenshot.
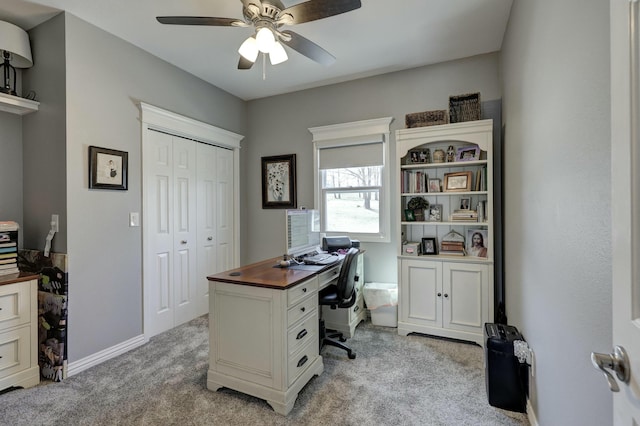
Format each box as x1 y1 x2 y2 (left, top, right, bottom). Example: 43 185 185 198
0 272 39 287
207 256 333 290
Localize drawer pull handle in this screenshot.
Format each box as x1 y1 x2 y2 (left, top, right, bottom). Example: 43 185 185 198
297 355 308 368
302 288 307 293
207 236 213 241
296 329 308 340
300 307 306 313
180 240 187 245
353 305 359 312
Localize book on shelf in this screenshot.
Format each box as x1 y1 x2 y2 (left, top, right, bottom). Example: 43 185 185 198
450 209 478 222
0 267 19 276
0 262 17 270
401 170 428 193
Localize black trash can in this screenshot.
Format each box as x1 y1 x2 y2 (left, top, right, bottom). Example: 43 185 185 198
484 323 528 413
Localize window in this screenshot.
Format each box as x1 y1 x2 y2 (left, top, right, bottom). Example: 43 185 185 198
309 118 393 243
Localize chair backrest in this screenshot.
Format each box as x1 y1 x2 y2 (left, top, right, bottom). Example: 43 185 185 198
335 248 360 308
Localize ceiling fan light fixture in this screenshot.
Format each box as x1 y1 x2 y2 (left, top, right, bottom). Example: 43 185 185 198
238 36 258 62
269 42 288 65
255 26 275 53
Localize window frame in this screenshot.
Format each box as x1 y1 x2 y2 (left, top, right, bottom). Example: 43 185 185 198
309 117 393 243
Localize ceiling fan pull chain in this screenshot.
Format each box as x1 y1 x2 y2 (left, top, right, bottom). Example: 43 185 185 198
262 53 267 80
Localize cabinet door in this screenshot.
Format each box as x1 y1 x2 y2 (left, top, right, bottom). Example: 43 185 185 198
400 259 442 328
442 263 488 334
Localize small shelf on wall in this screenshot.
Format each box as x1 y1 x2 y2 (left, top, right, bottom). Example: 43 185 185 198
0 92 39 115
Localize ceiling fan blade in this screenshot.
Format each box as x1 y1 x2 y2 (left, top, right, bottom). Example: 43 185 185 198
238 56 255 70
280 30 335 66
278 0 361 25
156 16 248 27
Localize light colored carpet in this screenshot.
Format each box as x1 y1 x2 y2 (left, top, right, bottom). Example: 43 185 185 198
0 316 529 425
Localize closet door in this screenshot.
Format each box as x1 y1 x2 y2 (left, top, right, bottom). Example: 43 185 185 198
144 131 175 337
172 137 198 327
216 147 234 272
196 143 217 316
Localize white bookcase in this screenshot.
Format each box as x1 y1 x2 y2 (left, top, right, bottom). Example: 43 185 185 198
395 119 494 346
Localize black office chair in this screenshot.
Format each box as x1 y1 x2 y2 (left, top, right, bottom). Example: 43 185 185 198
318 247 359 359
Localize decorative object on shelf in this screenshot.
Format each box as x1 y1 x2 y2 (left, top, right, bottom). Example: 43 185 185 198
407 197 429 221
404 209 416 222
466 229 488 258
449 92 481 123
402 241 421 256
428 178 441 193
432 149 445 163
0 21 33 96
408 149 430 164
457 145 480 161
446 145 456 162
444 171 473 192
89 146 128 190
428 204 443 222
421 237 438 255
460 197 471 210
261 154 296 208
440 229 466 256
405 110 448 128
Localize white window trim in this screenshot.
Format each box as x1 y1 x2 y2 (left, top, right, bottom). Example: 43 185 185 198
309 117 393 243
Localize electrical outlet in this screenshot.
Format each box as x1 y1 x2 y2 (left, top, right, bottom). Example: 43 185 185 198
51 214 59 233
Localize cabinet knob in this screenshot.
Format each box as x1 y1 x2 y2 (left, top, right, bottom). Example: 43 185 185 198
207 236 213 241
444 293 449 298
437 293 442 297
301 307 306 312
302 288 307 293
180 240 187 245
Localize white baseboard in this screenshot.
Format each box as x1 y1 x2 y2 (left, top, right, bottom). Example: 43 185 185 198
67 334 146 377
527 399 539 426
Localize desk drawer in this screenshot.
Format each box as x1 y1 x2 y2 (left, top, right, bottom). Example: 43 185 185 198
0 324 30 378
0 282 30 331
318 265 340 289
287 311 318 356
287 278 318 307
287 339 319 387
287 296 317 328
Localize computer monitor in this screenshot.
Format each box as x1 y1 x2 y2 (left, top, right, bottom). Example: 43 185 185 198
285 209 321 258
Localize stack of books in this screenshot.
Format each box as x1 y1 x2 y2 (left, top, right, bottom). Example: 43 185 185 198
440 240 466 256
0 221 19 276
450 209 478 222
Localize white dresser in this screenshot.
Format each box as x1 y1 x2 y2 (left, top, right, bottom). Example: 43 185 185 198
0 274 40 391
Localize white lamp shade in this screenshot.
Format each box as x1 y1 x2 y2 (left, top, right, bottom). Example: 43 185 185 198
238 36 258 62
269 42 288 65
0 21 33 68
255 27 275 53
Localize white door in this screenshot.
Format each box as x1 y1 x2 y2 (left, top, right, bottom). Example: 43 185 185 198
216 147 234 272
196 143 217 316
172 137 198 327
604 0 640 422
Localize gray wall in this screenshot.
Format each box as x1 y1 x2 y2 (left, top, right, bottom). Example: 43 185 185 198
0 112 23 241
244 53 502 284
60 13 246 361
22 12 67 253
501 0 612 424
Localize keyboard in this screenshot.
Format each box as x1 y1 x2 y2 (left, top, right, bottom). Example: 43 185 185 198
303 253 338 265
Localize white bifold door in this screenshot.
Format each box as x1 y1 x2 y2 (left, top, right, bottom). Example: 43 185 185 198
144 129 235 338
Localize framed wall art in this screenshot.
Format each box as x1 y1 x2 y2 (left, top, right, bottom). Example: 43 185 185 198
443 171 472 192
89 146 128 190
261 154 297 209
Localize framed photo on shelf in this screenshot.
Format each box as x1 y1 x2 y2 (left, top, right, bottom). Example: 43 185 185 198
89 146 128 190
428 204 443 222
428 178 441 193
444 171 472 192
408 149 429 164
460 197 471 210
404 209 416 221
421 237 438 255
261 154 297 209
456 145 480 161
466 229 489 258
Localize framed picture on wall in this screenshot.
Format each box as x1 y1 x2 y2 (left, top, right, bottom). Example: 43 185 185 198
89 146 128 190
261 154 297 209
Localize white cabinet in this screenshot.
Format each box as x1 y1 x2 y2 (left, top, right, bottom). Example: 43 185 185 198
0 278 39 390
321 255 365 338
395 120 494 346
399 259 490 345
207 276 323 415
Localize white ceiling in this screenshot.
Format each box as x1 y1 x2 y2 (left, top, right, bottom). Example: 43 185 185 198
1 0 513 101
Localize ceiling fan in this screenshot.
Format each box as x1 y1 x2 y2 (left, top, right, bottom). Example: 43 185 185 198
157 0 362 70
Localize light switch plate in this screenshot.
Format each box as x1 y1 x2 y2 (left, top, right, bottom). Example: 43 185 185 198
129 212 139 227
